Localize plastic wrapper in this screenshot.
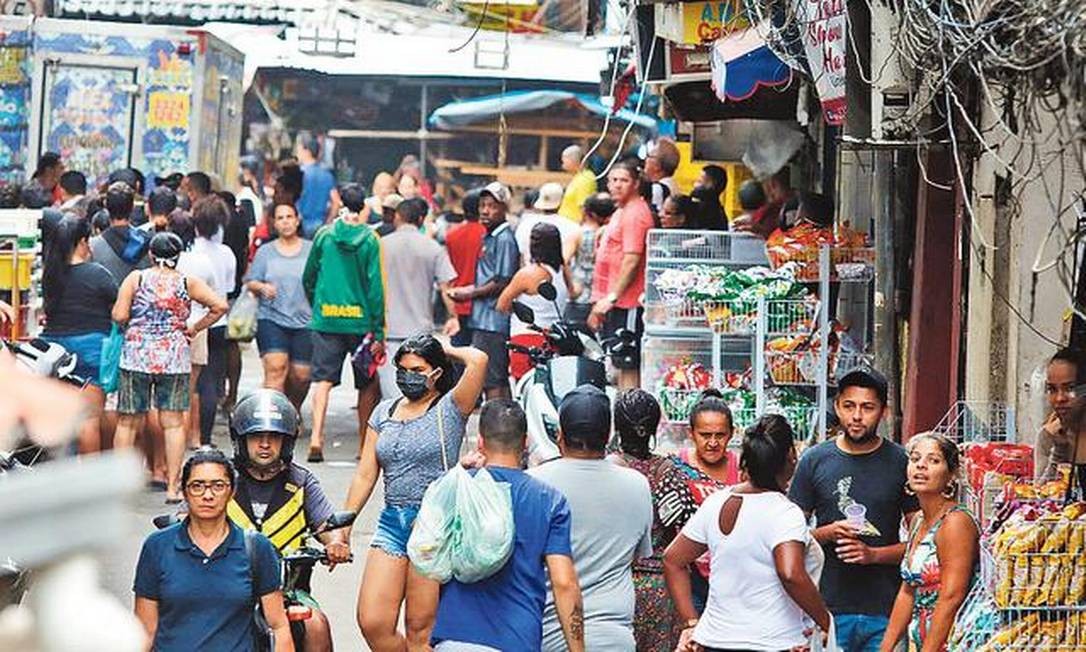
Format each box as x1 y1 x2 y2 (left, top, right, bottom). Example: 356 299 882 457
1039 516 1070 553
1021 555 1047 605
226 291 258 342
1033 555 1062 605
1070 558 1086 603
451 467 514 583
1049 556 1071 605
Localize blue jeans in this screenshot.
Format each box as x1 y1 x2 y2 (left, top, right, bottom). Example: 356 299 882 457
370 504 419 558
42 331 106 386
835 614 888 652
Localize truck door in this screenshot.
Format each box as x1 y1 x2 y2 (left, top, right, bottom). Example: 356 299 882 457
37 60 140 186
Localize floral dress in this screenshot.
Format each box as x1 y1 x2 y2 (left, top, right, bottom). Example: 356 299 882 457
617 453 682 652
120 269 191 375
900 504 976 651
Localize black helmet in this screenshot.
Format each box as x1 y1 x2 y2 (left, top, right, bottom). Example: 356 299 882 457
230 389 300 467
149 231 183 268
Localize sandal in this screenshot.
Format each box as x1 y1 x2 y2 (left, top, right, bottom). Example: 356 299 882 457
307 447 324 463
147 480 168 492
165 496 183 505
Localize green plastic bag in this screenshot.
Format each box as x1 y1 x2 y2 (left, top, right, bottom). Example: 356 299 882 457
451 467 514 583
407 467 459 583
98 323 123 393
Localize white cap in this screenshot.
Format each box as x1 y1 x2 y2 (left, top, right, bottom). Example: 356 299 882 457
382 193 404 210
480 181 511 206
534 182 564 211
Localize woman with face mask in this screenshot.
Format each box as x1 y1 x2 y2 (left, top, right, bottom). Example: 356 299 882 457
343 333 488 651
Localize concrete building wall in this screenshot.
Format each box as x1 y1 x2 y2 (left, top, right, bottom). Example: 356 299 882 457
964 107 1085 442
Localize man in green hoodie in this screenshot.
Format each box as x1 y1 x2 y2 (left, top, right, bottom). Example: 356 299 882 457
303 183 385 463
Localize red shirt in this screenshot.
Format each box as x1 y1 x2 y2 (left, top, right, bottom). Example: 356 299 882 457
596 197 653 309
445 220 487 316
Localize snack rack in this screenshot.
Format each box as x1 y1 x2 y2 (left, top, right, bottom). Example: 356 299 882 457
935 401 1017 444
643 230 875 441
0 209 41 339
951 507 1086 650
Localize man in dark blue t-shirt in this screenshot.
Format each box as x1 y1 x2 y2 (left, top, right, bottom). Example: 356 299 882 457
431 399 585 652
788 367 919 652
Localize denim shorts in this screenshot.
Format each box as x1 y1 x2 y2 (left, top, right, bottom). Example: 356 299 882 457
255 319 313 364
370 504 419 558
42 331 106 386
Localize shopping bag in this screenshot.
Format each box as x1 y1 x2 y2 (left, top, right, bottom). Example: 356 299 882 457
98 323 123 393
407 466 460 583
226 291 259 342
450 467 514 583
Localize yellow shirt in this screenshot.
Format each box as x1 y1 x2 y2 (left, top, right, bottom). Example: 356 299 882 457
558 169 598 223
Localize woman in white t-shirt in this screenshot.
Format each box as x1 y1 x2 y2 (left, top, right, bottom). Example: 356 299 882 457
663 414 831 652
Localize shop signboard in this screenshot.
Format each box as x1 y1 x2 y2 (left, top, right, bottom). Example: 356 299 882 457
795 0 847 125
656 1 749 46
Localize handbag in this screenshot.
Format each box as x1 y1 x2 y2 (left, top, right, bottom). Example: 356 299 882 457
98 323 123 393
351 333 386 382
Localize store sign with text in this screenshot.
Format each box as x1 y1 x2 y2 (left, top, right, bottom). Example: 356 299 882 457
656 1 749 46
796 0 847 125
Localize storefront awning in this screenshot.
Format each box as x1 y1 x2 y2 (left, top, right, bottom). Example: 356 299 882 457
429 90 658 130
710 23 791 103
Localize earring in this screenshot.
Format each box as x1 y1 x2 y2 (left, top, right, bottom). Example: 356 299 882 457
904 481 916 497
942 480 959 500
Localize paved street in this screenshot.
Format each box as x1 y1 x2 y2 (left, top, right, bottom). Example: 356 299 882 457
96 343 473 651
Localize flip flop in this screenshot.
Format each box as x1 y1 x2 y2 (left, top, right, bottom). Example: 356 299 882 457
307 448 324 463
147 480 168 492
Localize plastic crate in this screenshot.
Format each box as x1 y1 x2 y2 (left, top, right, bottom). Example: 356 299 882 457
766 246 875 283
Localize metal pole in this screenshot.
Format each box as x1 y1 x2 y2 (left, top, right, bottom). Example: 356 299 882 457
873 149 899 437
819 245 830 437
755 296 766 415
419 83 428 179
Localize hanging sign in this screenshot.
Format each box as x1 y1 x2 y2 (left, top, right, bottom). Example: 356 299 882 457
656 1 749 46
796 0 847 125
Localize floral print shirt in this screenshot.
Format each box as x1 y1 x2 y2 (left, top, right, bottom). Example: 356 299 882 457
120 269 191 375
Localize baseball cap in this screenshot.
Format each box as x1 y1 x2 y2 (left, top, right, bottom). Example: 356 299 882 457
534 182 564 211
382 193 404 210
558 384 611 450
837 366 889 405
480 181 511 206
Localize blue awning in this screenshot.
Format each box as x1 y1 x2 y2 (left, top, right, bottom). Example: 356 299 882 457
429 90 658 130
710 24 792 103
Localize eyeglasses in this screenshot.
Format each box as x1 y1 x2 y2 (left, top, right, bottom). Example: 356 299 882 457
185 480 231 496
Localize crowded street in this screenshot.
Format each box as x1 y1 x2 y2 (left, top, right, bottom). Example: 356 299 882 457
1 0 1085 651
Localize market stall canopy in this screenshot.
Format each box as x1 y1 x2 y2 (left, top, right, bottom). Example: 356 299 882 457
55 0 328 24
429 90 658 131
710 23 791 102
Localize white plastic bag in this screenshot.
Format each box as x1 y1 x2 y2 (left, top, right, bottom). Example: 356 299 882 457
451 467 514 583
407 468 459 583
407 466 515 584
226 291 258 342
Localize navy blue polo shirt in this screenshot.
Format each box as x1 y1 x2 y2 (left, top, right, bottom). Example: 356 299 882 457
134 520 281 651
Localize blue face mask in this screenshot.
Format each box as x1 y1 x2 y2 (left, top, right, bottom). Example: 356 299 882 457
396 368 438 401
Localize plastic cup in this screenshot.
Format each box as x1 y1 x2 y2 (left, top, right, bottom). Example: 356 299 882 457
843 503 867 529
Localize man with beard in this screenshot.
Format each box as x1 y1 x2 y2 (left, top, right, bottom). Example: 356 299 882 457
227 389 350 652
788 368 918 651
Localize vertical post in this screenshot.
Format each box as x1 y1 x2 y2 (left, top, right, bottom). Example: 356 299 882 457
872 149 899 436
711 332 722 389
755 296 766 415
419 83 428 179
539 135 549 170
819 245 830 437
10 237 20 339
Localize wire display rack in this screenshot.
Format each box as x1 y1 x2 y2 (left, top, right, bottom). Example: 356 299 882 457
766 246 876 283
934 401 1017 443
703 298 819 336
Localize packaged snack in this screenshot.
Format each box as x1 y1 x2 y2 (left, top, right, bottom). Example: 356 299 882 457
1050 555 1072 606
1034 555 1063 605
1021 555 1047 605
1070 558 1086 603
1040 517 1071 553
1067 521 1086 556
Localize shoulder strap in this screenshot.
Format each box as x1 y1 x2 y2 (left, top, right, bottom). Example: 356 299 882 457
436 399 445 471
388 397 403 419
243 530 258 602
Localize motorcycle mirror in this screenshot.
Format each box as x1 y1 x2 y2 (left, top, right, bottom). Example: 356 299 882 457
153 513 181 530
537 281 557 302
512 300 535 325
614 328 637 342
320 511 358 533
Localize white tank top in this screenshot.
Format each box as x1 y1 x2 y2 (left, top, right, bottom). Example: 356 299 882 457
510 264 569 337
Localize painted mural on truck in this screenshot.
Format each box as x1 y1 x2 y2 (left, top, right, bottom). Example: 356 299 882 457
0 28 31 184
33 30 195 185
197 42 243 180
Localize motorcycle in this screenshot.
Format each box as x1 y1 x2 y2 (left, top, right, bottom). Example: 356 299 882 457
1 338 89 471
508 281 635 466
153 510 357 652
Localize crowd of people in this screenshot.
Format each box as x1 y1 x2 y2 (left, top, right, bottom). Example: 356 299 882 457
0 136 987 652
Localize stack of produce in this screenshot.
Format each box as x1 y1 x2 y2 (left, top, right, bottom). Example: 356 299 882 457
990 502 1086 609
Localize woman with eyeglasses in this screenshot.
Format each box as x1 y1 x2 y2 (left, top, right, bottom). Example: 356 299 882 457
133 448 292 651
657 390 740 614
609 389 682 651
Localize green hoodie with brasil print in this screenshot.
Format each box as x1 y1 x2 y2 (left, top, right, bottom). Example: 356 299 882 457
302 218 385 339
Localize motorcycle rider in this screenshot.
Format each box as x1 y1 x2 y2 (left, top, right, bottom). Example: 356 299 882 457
228 388 350 652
